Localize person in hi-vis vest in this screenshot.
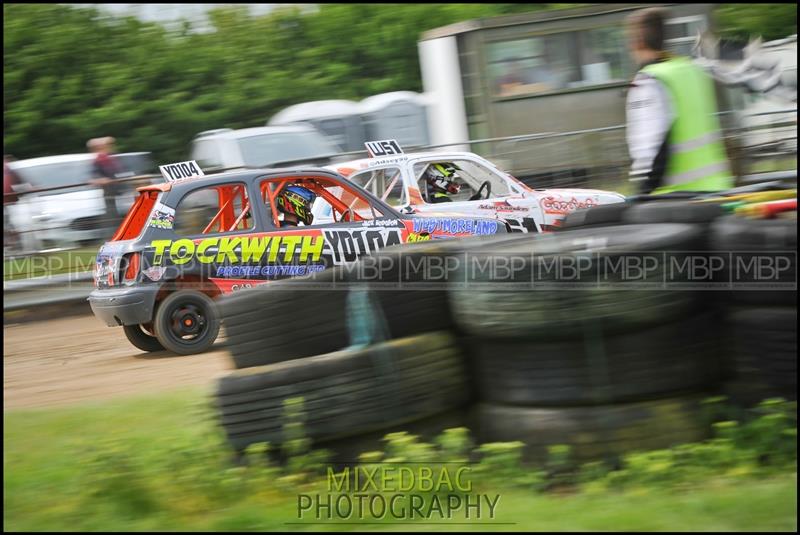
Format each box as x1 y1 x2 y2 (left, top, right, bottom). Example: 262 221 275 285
625 7 734 195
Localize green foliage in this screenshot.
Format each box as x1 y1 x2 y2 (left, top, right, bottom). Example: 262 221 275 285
474 441 547 490
382 430 438 464
3 3 547 163
714 4 797 42
4 389 798 530
5 3 793 164
580 398 797 493
81 441 161 517
280 396 330 481
435 426 473 463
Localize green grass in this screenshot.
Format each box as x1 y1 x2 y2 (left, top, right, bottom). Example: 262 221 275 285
4 388 797 532
3 247 98 280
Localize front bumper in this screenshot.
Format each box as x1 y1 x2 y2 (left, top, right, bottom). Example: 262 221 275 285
88 285 160 327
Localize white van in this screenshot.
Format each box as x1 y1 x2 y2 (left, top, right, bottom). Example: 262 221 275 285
6 152 153 252
190 125 340 171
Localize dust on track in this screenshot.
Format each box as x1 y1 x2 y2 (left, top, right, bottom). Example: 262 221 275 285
4 315 232 410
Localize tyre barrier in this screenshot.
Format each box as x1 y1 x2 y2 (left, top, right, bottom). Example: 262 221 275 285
710 214 797 306
622 200 726 226
725 306 797 403
475 395 710 462
449 224 706 340
215 195 796 460
466 312 723 407
360 235 534 340
220 267 352 369
216 331 470 452
560 198 724 231
560 202 629 230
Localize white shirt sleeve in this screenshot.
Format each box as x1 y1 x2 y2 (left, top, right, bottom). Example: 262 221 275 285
626 73 674 181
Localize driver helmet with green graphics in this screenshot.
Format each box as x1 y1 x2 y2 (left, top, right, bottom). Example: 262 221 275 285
276 184 316 226
424 162 462 195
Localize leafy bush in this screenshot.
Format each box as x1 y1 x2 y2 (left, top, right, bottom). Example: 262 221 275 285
578 398 797 493
37 395 800 522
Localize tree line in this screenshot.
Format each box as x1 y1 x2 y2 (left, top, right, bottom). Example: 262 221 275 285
3 3 796 163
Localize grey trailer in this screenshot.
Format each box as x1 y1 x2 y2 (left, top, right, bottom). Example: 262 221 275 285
359 91 430 149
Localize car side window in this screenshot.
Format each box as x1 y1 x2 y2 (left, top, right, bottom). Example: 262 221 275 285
174 183 253 236
349 166 406 206
261 178 387 228
413 160 512 202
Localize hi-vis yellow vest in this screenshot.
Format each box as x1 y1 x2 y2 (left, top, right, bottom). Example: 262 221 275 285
642 57 734 193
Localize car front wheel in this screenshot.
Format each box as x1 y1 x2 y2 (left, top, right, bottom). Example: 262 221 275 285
154 290 220 355
123 323 165 352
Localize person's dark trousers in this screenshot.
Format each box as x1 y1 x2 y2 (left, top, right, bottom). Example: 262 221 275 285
102 186 123 236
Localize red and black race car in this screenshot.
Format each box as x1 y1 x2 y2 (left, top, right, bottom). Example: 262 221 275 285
88 164 506 355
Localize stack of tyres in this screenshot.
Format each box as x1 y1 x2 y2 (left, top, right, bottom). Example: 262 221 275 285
221 267 351 369
217 257 479 456
359 234 530 341
711 212 798 404
216 234 538 457
449 224 723 462
216 331 471 454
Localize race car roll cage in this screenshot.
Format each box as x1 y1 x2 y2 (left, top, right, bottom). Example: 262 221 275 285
127 172 392 238
261 176 383 227
189 177 378 235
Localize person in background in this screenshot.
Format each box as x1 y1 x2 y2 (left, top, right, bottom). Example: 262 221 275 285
625 7 733 195
4 155 21 205
4 155 24 252
87 136 126 231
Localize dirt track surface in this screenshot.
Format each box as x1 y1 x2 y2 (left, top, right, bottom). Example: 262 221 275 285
4 315 232 410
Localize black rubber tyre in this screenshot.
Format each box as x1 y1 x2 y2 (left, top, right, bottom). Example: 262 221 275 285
622 200 725 225
559 202 629 230
123 323 164 352
344 236 530 341
726 306 797 400
319 408 471 465
475 396 710 462
468 313 722 406
215 331 470 452
220 268 351 368
154 290 221 355
711 214 797 306
449 224 705 339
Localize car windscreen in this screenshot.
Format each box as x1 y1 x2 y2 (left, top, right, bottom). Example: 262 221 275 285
12 160 94 189
237 133 338 167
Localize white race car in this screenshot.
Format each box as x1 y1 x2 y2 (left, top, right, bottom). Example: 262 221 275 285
322 141 625 232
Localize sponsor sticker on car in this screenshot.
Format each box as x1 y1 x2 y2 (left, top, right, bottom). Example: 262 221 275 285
148 201 176 230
